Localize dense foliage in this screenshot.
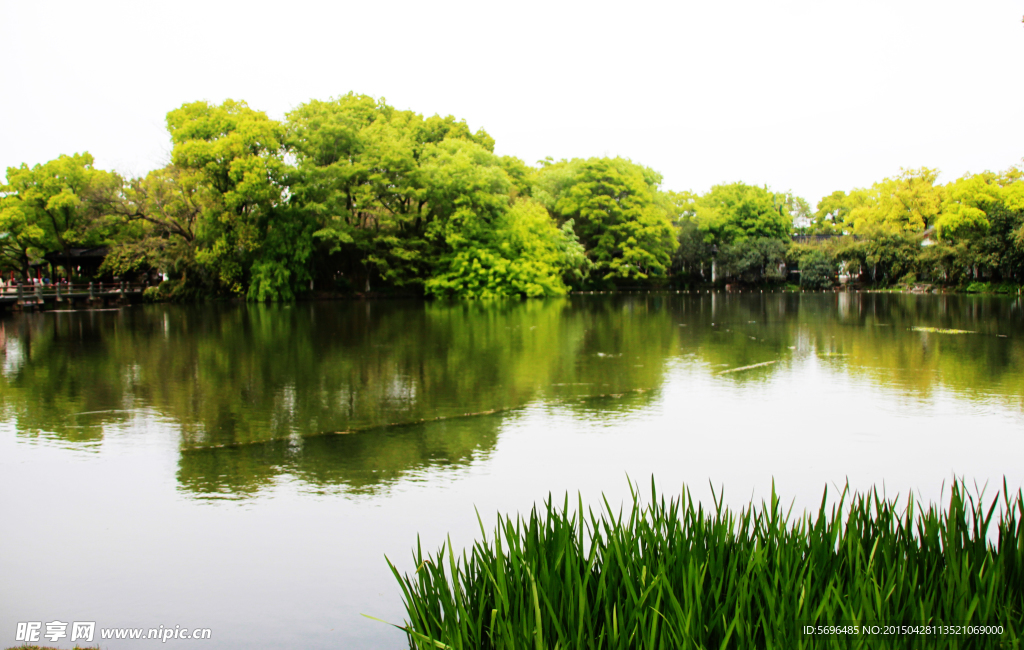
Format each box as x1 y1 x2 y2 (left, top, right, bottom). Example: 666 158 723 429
389 480 1024 649
799 168 1024 288
3 94 1024 297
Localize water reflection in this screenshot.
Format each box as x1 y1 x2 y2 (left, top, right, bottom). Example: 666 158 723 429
0 298 676 445
177 414 505 498
1 293 1022 497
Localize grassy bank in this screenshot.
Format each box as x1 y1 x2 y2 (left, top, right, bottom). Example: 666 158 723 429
387 480 1024 649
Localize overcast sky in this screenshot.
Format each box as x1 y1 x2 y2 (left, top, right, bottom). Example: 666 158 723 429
2 0 1022 205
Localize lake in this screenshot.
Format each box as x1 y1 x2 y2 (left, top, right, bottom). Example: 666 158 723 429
2 293 1023 649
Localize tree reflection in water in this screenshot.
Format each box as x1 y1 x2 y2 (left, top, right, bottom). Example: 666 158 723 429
1 293 1022 497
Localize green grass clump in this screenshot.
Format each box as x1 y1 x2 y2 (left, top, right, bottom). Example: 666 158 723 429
386 480 1024 649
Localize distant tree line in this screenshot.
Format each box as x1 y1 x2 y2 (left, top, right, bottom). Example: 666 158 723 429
2 94 1023 299
791 168 1024 290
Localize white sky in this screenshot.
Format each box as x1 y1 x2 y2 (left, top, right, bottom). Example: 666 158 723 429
2 0 1022 206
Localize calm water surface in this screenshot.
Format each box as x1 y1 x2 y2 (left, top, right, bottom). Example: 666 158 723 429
2 294 1023 648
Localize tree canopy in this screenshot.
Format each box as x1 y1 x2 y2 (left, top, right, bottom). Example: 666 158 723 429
1 153 116 277
4 92 1024 295
535 157 676 283
689 182 791 245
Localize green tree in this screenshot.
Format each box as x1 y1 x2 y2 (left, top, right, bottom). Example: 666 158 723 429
847 168 943 235
426 198 586 299
422 142 584 298
863 232 921 283
0 200 46 277
799 249 837 289
1 152 117 277
166 99 308 300
99 165 210 292
693 182 791 245
286 93 497 292
535 157 676 283
674 217 712 282
783 192 813 232
934 168 1024 282
721 237 788 282
813 190 868 234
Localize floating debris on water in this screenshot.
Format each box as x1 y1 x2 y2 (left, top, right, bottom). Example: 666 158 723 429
718 360 778 375
911 327 976 334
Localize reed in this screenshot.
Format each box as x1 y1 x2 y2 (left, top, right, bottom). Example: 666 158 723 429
386 479 1024 649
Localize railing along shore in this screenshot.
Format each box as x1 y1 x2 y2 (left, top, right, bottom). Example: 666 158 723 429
0 281 149 308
